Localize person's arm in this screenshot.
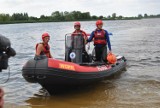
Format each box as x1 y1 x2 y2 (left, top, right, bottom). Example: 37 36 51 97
87 31 94 42
36 44 43 56
48 44 53 58
81 31 88 44
105 30 112 51
82 31 88 39
49 51 53 58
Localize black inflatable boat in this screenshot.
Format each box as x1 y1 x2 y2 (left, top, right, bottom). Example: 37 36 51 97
22 33 126 93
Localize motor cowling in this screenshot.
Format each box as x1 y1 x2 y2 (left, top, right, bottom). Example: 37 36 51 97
0 53 8 71
0 34 16 72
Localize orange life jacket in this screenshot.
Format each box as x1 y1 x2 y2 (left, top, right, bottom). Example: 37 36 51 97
94 29 106 45
36 43 51 58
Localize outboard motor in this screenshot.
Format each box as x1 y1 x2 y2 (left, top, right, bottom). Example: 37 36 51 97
0 34 16 72
65 33 84 64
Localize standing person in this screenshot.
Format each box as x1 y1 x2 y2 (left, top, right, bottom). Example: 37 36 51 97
35 32 53 58
87 20 112 62
65 22 89 62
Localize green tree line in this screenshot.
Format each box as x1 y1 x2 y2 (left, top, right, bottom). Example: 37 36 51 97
0 11 160 24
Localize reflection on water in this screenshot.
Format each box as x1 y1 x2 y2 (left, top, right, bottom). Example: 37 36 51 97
26 81 117 108
0 18 160 107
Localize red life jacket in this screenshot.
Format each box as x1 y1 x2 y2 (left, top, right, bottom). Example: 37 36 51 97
72 30 87 37
36 43 51 58
94 29 106 45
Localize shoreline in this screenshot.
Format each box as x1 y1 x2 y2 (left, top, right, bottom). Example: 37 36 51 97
1 17 160 25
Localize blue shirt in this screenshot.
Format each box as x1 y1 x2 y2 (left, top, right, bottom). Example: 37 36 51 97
87 29 111 51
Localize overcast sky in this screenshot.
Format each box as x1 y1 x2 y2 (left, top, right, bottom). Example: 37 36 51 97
0 0 160 18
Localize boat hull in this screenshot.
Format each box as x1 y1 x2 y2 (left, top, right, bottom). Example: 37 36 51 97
22 56 126 93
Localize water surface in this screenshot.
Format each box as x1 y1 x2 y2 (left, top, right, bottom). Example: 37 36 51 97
0 18 160 108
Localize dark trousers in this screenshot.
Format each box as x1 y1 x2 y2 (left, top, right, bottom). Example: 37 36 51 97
95 45 107 62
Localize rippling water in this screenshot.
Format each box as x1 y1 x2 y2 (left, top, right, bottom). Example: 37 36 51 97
0 18 160 108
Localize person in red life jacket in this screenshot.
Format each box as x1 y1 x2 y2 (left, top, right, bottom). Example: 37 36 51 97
87 20 112 62
66 22 90 62
72 22 88 44
35 32 53 58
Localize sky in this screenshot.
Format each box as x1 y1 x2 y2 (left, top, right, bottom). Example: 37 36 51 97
0 0 160 18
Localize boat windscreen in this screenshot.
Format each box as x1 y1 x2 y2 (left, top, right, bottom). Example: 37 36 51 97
65 33 84 49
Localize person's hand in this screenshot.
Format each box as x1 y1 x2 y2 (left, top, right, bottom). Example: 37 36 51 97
108 32 113 35
108 50 112 54
84 39 88 44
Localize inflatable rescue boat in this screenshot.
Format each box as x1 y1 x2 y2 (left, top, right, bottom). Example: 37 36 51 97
22 33 127 93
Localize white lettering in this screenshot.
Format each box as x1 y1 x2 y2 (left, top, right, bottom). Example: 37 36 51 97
97 65 108 71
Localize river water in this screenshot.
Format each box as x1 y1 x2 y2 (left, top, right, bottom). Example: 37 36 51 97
0 18 160 108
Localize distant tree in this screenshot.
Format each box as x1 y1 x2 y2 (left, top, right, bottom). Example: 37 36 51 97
24 13 29 20
51 11 62 21
99 15 103 19
68 11 91 20
1 11 160 24
92 15 98 19
157 14 160 17
83 12 91 19
112 13 116 19
29 16 38 21
117 15 123 20
71 11 81 20
0 14 10 22
144 13 148 18
64 11 72 21
41 15 52 21
107 15 111 20
11 13 29 21
138 14 143 18
40 15 46 19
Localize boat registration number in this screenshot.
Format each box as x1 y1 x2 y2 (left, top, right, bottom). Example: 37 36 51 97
97 65 109 71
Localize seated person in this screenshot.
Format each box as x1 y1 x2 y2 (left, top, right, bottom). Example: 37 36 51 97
35 32 53 58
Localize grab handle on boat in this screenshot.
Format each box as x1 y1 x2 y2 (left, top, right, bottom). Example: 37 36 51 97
37 75 46 79
25 75 34 79
111 65 115 67
116 63 119 65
